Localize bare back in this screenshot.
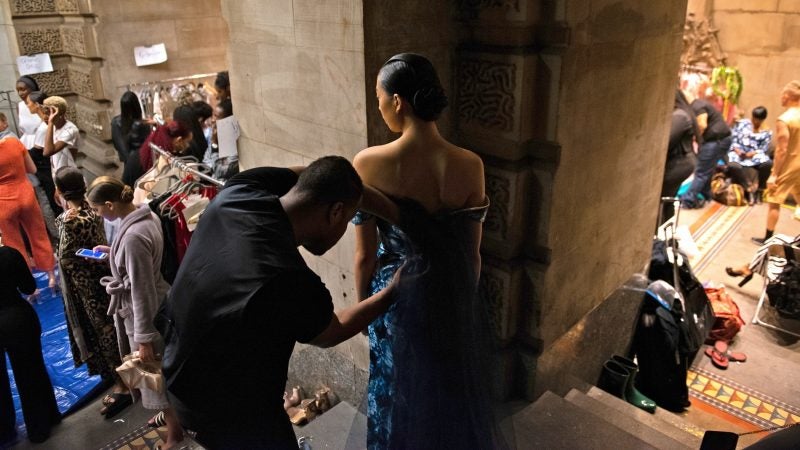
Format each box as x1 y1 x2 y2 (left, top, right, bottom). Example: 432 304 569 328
354 136 485 214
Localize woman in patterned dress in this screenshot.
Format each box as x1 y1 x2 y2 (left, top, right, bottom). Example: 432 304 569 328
352 53 505 449
53 167 130 417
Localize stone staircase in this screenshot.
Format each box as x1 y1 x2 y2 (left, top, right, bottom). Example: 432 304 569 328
291 384 713 449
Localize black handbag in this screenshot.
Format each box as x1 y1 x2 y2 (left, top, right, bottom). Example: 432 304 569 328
766 260 800 320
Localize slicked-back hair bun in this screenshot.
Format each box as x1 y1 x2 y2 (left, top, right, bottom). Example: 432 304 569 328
379 53 448 122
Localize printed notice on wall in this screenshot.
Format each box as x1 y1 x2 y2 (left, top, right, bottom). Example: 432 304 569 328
134 43 168 66
17 53 53 76
216 116 240 158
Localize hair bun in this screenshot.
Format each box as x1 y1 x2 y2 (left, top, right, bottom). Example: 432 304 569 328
120 185 134 203
411 86 448 121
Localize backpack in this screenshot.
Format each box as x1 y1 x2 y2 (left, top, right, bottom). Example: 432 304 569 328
711 173 746 206
705 286 745 343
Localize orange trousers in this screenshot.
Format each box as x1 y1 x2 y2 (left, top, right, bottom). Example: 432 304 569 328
0 186 55 272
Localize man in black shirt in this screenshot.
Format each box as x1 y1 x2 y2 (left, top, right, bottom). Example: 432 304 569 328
679 97 732 208
162 156 399 449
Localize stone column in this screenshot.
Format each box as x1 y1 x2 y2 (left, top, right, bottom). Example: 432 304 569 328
0 0 18 126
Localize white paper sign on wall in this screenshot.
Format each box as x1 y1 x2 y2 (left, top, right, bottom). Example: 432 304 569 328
134 44 168 67
17 53 54 76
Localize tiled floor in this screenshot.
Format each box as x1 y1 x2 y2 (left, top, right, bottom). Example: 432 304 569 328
679 200 800 447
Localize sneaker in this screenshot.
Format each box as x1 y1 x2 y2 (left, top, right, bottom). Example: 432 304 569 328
751 237 766 246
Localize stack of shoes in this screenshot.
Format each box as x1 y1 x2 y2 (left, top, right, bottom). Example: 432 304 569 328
598 355 657 414
704 340 747 370
283 386 337 426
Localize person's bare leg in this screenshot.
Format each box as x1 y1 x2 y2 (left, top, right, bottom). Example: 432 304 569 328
160 408 184 450
767 202 781 231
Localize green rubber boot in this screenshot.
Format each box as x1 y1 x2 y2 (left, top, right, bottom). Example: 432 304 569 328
612 355 657 413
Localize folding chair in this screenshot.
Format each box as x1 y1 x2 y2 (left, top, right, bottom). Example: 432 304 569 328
749 234 800 338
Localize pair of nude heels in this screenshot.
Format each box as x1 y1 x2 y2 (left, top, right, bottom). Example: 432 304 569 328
283 386 334 425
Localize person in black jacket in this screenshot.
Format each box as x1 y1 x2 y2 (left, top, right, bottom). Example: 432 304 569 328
679 94 733 208
0 234 61 445
660 90 700 224
111 92 152 170
172 105 207 162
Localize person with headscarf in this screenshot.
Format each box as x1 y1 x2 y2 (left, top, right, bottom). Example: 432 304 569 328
752 80 800 245
15 76 41 150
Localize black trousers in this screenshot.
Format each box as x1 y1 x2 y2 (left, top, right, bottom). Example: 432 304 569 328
727 161 773 193
0 302 60 441
660 152 697 225
28 148 62 216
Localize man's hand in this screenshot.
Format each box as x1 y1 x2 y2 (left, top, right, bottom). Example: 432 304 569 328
138 342 156 362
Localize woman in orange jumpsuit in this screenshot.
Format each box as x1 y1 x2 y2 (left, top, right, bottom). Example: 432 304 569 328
0 134 56 291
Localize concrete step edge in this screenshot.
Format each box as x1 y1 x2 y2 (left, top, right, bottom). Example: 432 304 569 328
586 386 705 443
565 389 694 449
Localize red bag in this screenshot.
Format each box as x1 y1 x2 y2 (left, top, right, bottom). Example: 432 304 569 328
704 287 745 343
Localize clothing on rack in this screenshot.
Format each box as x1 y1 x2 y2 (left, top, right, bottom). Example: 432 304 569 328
137 143 223 282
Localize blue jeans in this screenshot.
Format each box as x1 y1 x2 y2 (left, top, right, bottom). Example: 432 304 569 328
681 135 732 206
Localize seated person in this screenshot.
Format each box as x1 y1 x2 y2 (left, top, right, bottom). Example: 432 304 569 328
727 106 772 204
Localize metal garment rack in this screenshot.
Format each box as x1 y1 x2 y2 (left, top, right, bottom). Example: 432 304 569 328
149 142 224 187
119 72 219 90
751 239 800 339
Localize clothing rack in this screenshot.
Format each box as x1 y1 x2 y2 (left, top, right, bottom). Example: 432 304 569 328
149 142 224 187
119 72 219 90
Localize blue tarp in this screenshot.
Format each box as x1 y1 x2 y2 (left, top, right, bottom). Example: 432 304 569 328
6 270 103 438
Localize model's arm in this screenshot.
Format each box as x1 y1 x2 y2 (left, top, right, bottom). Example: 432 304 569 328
769 121 791 188
463 154 487 280
354 219 378 302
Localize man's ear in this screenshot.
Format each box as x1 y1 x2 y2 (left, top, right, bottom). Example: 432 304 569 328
328 201 345 223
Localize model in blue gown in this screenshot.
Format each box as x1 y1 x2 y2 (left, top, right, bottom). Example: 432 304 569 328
353 196 504 450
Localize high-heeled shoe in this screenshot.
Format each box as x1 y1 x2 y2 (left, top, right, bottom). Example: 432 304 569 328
725 266 750 277
287 399 319 425
283 386 304 410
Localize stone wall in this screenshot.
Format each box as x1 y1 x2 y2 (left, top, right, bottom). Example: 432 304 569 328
7 0 228 176
222 0 688 403
220 0 373 404
0 0 19 127
687 0 800 121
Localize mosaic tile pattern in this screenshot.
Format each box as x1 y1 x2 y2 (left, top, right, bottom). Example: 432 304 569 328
99 425 202 450
688 367 800 429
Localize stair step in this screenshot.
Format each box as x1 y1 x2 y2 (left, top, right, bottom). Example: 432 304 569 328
585 387 704 447
512 391 658 449
564 389 692 449
293 401 366 450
